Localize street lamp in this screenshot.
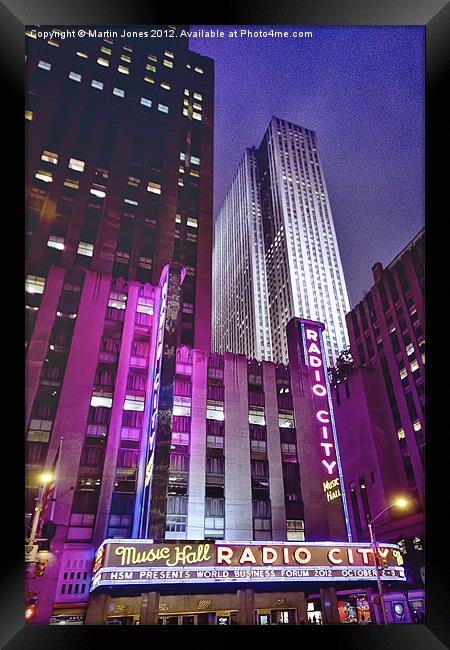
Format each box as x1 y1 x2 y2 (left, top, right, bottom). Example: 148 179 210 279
367 499 408 625
28 472 54 547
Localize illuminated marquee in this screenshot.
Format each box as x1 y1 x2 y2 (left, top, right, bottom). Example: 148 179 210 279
90 540 406 591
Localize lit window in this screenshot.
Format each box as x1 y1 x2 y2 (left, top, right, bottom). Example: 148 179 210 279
91 80 104 90
406 343 415 356
124 198 138 206
413 420 421 432
48 40 59 48
90 184 106 198
128 176 140 187
140 97 152 107
113 87 125 97
164 50 174 59
25 275 46 294
64 179 80 190
182 108 189 117
69 71 82 82
190 170 199 178
41 150 58 164
144 76 155 84
38 60 51 71
187 217 198 228
158 104 169 114
147 181 161 195
190 156 200 165
193 92 202 101
47 235 65 250
179 152 186 161
184 89 190 96
91 395 113 408
124 395 145 411
206 401 224 421
97 57 109 67
249 407 266 426
35 170 53 183
173 396 191 417
161 82 171 91
146 64 156 72
192 112 202 121
67 158 85 173
25 110 33 121
397 428 405 440
123 45 133 52
100 46 112 55
410 360 419 373
121 54 131 63
118 65 129 74
399 368 408 380
148 53 157 61
279 412 294 428
175 214 182 224
194 67 204 74
77 242 94 257
76 51 88 59
163 60 173 68
193 103 202 111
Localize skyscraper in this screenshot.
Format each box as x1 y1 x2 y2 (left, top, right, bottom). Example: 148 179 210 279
26 26 213 351
25 27 214 624
213 116 351 365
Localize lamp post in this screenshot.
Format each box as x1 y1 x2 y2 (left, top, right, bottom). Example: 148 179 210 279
28 472 53 547
367 499 408 625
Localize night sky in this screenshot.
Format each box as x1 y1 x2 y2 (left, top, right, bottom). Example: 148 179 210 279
189 26 424 307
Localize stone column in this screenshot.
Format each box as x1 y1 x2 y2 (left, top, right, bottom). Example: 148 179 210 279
85 593 110 625
224 353 253 540
140 591 160 625
187 349 208 538
237 588 255 626
320 587 340 624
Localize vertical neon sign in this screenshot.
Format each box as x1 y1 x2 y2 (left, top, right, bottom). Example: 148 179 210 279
135 267 169 539
300 320 352 541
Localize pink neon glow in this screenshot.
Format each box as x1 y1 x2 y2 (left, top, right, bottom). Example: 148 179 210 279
317 410 330 423
320 442 334 456
322 459 337 474
312 383 327 397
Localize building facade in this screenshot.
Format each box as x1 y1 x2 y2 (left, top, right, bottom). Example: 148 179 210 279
213 116 351 366
25 26 214 351
25 27 214 624
330 229 425 622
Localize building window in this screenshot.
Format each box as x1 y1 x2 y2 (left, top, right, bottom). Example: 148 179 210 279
69 72 82 82
77 242 94 257
113 87 125 97
38 60 51 71
158 104 169 114
147 181 161 195
140 97 152 107
91 80 104 90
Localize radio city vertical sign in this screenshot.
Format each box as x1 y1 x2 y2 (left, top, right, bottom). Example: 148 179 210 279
299 319 352 541
135 263 184 540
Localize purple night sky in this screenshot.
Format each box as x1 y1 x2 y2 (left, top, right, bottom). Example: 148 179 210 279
189 26 424 307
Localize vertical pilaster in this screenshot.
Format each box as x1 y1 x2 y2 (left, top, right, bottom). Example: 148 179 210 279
85 593 110 625
262 361 286 539
187 349 208 538
224 353 253 540
238 588 255 626
140 592 160 625
320 587 340 625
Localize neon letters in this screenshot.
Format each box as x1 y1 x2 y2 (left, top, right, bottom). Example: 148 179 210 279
304 326 339 479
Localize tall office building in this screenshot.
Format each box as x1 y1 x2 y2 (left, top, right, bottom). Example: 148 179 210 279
26 26 213 351
212 148 272 360
25 27 214 624
213 116 351 365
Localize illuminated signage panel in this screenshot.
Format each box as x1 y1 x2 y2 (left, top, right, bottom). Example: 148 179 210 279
299 319 352 540
91 540 406 591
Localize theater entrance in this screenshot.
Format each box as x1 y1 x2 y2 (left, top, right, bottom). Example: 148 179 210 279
158 611 238 625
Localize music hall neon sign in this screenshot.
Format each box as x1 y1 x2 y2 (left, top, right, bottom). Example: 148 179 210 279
300 319 352 540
